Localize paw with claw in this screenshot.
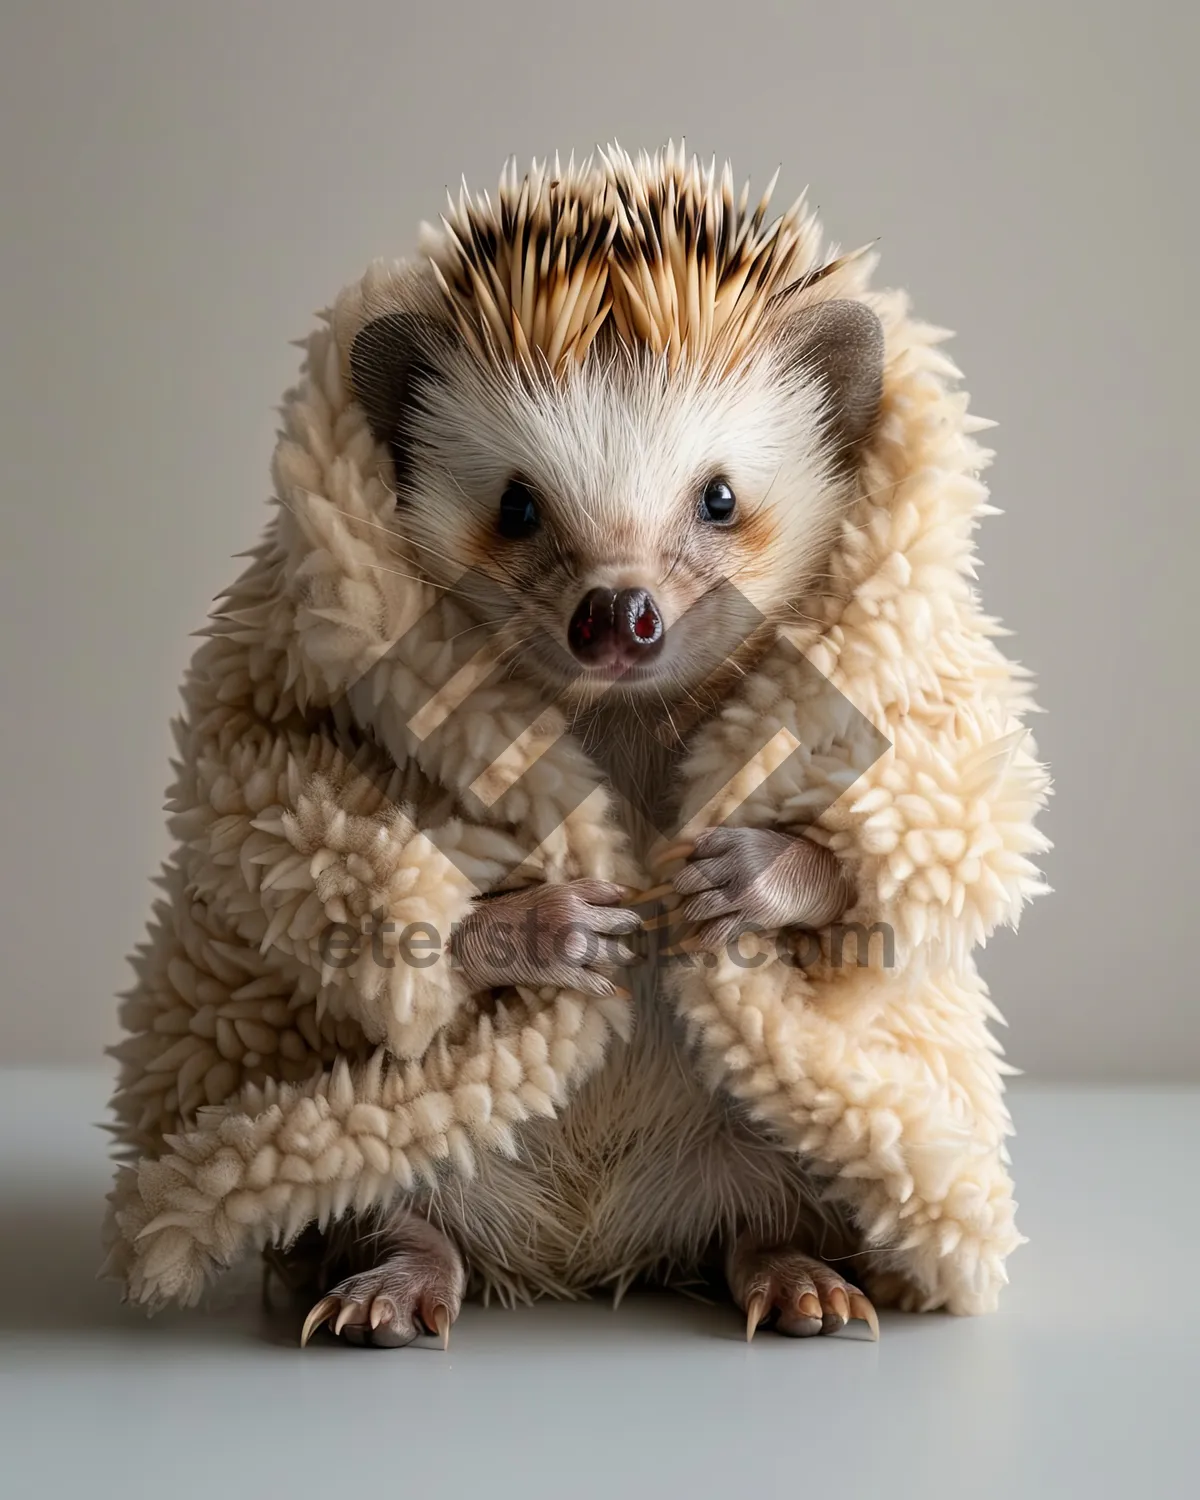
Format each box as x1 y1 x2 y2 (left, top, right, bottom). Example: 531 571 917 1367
301 1217 466 1349
728 1239 879 1341
449 880 642 996
644 826 853 951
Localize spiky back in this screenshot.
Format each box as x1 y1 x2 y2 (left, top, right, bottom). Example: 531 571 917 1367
418 143 844 374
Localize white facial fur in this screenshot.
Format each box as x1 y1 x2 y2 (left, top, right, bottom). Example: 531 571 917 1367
388 330 854 702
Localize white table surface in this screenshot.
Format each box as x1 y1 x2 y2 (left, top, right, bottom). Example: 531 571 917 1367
1 1069 1195 1499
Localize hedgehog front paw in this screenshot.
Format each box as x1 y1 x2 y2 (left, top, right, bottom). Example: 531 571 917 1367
449 880 641 996
300 1225 466 1350
728 1239 879 1341
671 826 853 950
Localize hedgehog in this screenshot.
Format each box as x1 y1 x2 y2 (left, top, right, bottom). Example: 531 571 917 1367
104 144 1048 1348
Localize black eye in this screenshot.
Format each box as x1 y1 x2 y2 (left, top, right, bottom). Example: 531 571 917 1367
498 480 540 539
699 476 737 524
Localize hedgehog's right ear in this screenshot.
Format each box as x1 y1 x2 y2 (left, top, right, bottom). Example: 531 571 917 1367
348 310 446 496
777 299 885 465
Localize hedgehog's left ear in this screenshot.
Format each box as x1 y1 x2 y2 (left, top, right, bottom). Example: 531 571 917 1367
777 299 885 462
348 310 446 495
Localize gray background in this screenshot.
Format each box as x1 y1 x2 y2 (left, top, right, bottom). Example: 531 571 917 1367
1 0 1195 1078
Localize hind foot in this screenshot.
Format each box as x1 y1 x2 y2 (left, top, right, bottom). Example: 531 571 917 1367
300 1213 465 1349
728 1238 879 1341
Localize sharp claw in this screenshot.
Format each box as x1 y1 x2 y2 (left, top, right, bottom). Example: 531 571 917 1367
300 1296 338 1348
627 882 675 905
368 1297 394 1331
429 1304 452 1350
798 1292 822 1320
745 1291 769 1342
827 1286 851 1325
333 1302 359 1336
607 985 633 1001
848 1292 880 1340
641 911 675 930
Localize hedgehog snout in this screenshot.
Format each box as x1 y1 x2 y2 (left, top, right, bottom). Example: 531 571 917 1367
567 587 664 669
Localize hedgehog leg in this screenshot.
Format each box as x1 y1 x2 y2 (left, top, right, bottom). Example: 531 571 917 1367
300 1210 465 1350
727 1235 879 1342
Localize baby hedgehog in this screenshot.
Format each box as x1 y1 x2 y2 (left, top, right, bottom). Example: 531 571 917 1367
294 147 886 1347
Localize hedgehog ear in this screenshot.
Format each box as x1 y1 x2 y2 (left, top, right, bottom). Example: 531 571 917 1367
348 310 445 495
780 299 885 462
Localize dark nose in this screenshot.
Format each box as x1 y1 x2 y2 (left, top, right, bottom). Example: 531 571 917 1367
568 587 664 666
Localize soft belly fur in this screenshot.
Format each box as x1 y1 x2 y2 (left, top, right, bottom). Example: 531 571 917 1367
416 703 853 1302
424 978 853 1305
426 1002 846 1308
314 701 858 1306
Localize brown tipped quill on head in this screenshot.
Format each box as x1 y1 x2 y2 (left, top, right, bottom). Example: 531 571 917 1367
423 142 860 376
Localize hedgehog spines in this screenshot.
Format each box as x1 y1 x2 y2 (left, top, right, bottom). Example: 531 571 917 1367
424 142 837 376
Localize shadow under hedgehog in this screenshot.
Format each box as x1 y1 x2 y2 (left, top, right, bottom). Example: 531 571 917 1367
103 144 1050 1347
